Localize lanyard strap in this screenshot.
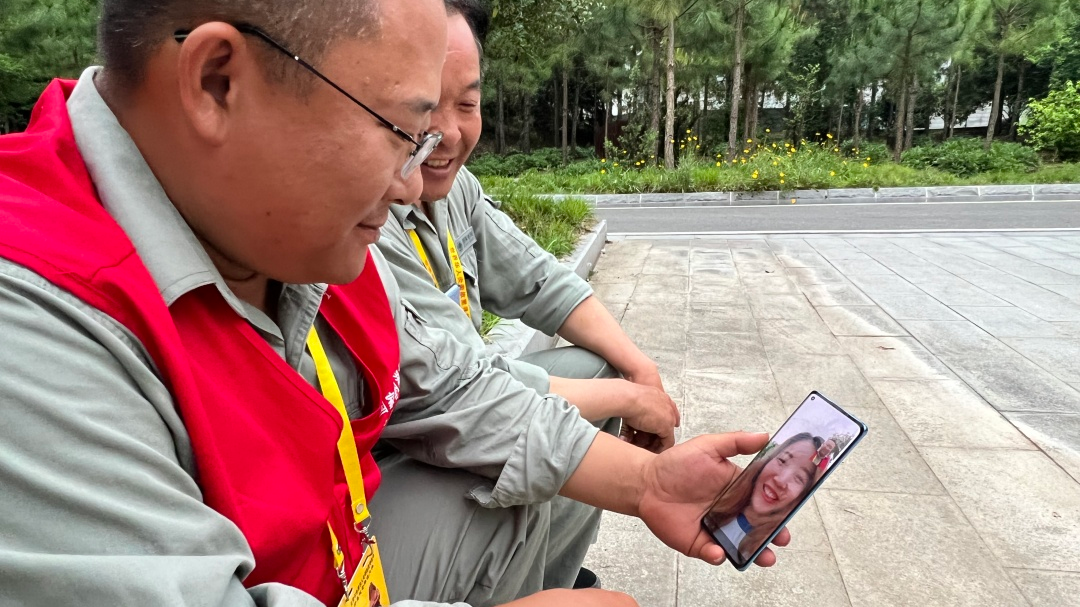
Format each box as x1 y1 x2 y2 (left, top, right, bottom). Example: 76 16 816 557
407 228 472 318
307 328 370 526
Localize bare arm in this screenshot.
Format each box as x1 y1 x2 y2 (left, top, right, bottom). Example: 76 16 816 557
556 296 663 387
548 376 679 451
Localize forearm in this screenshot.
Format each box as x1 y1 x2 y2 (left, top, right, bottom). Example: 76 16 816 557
547 376 637 423
559 432 653 516
556 296 657 378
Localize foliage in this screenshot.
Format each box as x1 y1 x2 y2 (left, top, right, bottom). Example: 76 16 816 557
490 186 596 259
478 132 1079 194
468 148 597 177
0 0 98 131
1020 80 1080 160
901 138 1041 176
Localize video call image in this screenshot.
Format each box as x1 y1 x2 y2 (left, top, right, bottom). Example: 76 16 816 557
703 393 861 564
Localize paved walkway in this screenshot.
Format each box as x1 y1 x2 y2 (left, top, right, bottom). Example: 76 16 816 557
583 232 1080 607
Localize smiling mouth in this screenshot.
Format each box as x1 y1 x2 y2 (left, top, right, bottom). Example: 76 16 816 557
761 484 779 503
424 159 453 169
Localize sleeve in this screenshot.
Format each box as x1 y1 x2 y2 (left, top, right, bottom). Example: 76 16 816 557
459 169 594 336
370 250 600 508
0 261 466 607
376 214 551 395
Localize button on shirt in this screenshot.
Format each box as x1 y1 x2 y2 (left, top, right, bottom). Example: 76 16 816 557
377 166 594 394
0 68 597 607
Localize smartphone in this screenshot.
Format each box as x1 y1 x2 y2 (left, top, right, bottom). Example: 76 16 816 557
701 391 868 571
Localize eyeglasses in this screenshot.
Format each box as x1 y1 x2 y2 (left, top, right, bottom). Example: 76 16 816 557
174 24 442 179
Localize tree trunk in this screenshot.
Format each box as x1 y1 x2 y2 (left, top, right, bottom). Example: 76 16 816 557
664 16 677 169
571 76 581 153
750 90 763 142
561 67 569 165
892 74 908 162
948 64 962 139
552 79 559 148
741 66 754 142
868 81 878 140
852 87 864 150
985 51 1006 151
603 90 611 150
521 94 532 153
837 101 845 141
496 78 506 154
701 78 709 149
904 77 918 151
727 0 746 160
1009 60 1027 140
649 25 663 162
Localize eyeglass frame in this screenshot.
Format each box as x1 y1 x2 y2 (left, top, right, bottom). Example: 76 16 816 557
173 23 443 179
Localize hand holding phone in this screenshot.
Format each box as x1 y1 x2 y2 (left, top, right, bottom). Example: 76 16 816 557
632 432 793 568
701 392 867 570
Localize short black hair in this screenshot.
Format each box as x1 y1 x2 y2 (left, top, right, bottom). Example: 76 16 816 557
444 0 490 54
98 0 379 92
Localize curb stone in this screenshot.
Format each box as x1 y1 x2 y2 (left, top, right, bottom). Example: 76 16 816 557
540 183 1080 207
485 219 609 359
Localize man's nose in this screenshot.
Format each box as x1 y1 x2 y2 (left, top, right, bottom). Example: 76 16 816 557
388 164 424 204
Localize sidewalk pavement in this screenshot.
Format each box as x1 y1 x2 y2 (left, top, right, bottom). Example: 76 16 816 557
583 232 1080 607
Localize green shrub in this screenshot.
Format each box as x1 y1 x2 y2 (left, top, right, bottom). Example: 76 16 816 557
467 147 596 177
492 186 595 258
1020 81 1080 161
901 138 1040 177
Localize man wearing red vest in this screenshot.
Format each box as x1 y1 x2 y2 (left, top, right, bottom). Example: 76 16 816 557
0 1 789 606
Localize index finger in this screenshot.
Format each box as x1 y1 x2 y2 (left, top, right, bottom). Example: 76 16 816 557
689 432 771 460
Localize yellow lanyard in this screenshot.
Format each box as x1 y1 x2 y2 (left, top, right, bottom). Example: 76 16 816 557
407 228 472 318
307 328 389 607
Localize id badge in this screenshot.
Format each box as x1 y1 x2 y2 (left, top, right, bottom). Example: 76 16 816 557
444 283 462 304
339 536 391 607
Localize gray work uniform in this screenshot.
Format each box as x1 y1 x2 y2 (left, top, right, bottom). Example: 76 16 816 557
377 166 613 396
373 169 623 602
0 68 599 607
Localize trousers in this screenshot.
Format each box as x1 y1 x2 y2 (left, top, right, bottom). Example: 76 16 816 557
371 346 619 606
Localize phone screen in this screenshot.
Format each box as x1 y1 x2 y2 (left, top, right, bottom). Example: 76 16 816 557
701 392 867 570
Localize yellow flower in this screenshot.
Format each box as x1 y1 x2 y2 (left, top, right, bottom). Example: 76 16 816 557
826 133 833 140
680 145 685 149
765 128 771 133
780 179 785 184
716 161 722 167
863 162 869 168
686 129 692 134
696 145 701 149
743 149 750 154
779 172 785 178
752 171 759 179
815 132 821 136
651 155 656 159
741 158 747 164
670 139 676 144
830 171 836 176
600 169 607 174
747 139 753 143
772 143 777 148
613 162 619 167
772 161 779 166
601 158 606 163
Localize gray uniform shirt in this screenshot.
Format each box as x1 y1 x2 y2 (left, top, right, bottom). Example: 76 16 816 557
376 167 593 394
0 68 598 607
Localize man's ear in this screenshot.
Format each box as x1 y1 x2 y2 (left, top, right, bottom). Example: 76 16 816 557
174 22 251 145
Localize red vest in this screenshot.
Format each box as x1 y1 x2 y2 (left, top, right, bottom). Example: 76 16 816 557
0 80 400 605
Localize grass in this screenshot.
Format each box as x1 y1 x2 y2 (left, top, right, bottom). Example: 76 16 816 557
476 186 596 339
474 138 1080 195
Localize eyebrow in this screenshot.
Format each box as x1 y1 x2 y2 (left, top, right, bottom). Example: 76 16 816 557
406 98 440 114
466 79 482 92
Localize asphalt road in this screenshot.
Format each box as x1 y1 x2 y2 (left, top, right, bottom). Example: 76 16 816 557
598 199 1080 235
